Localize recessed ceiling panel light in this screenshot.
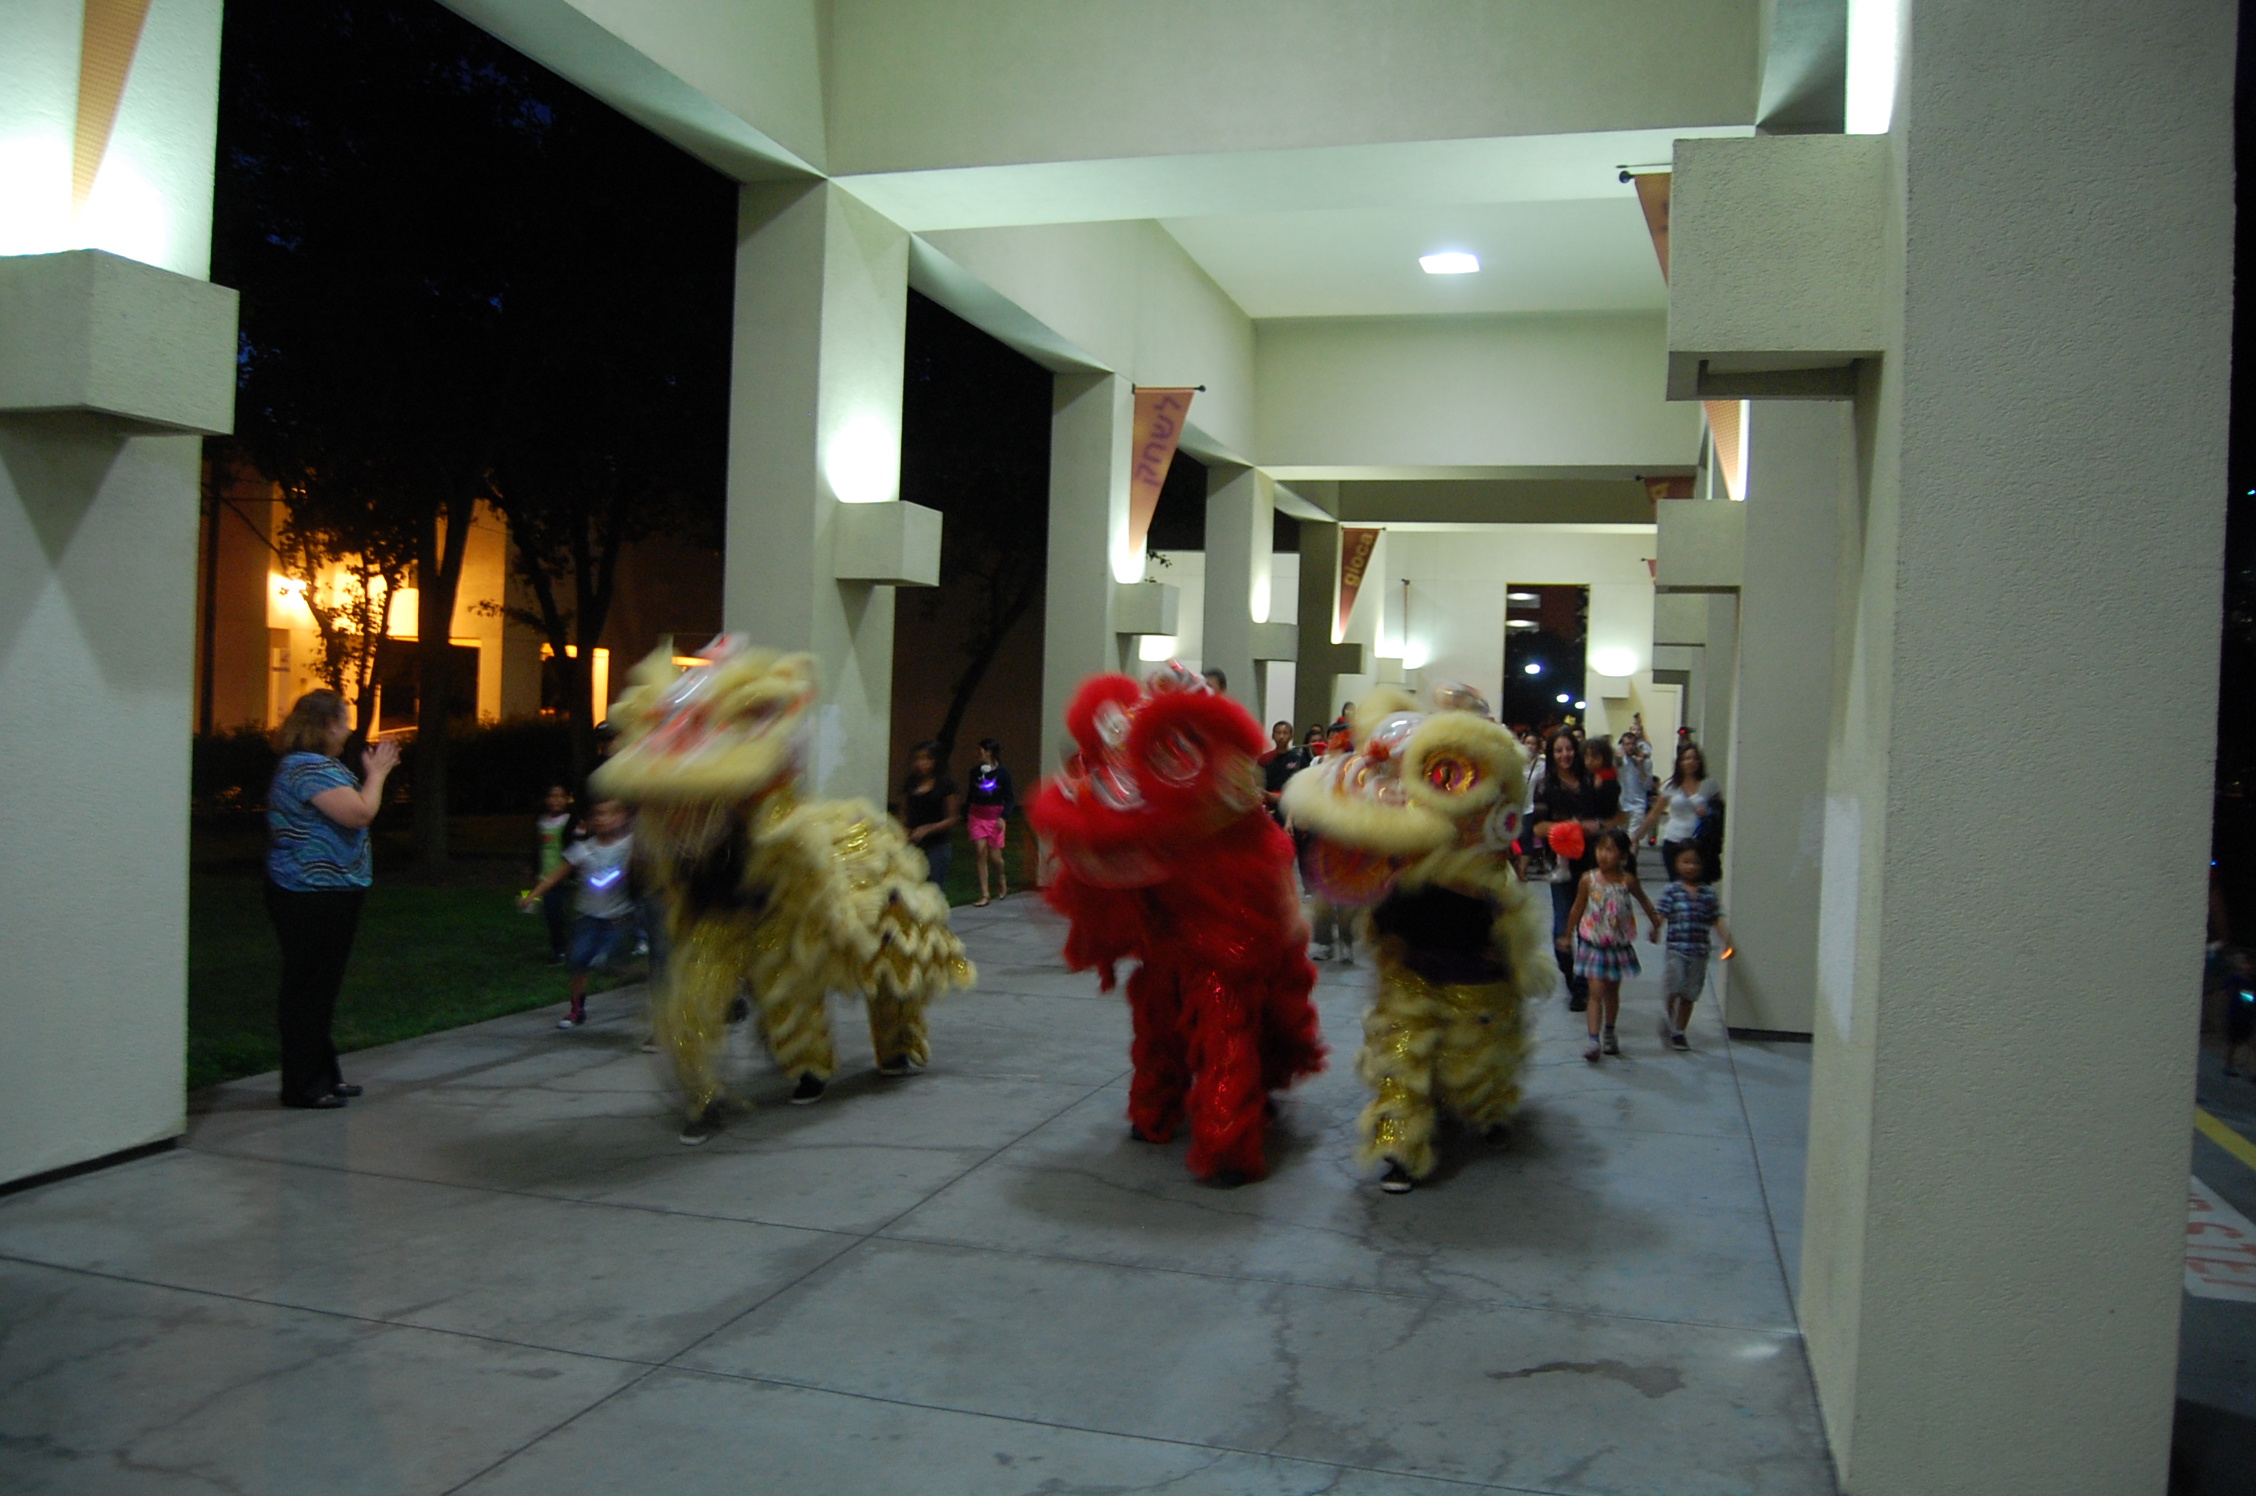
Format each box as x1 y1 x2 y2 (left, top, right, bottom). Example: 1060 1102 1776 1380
1506 619 1538 630
1506 591 1539 602
1419 251 1480 275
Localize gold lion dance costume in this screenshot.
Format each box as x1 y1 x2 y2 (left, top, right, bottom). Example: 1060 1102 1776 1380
591 637 972 1140
1030 666 1324 1184
1281 686 1551 1193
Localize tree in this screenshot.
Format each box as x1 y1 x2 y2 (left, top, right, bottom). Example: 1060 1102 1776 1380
899 294 1054 758
272 467 415 735
483 85 731 783
212 0 730 861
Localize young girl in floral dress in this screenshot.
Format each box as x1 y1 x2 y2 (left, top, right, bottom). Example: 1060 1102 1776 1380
1561 829 1661 1062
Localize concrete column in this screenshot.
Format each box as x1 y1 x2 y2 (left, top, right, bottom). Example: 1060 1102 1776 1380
725 180 909 805
1718 402 1852 1035
1795 3 2230 1491
1 425 201 1181
0 0 228 1185
1200 463 1271 715
1697 592 1737 781
1039 371 1132 775
1293 520 1340 728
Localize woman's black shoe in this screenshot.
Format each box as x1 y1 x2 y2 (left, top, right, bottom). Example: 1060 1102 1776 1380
330 1083 364 1098
282 1092 347 1110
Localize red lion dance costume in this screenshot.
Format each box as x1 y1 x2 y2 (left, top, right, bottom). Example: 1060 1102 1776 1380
1031 667 1325 1183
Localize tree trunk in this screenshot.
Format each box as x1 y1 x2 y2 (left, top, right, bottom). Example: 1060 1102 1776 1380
933 573 1040 758
413 497 476 872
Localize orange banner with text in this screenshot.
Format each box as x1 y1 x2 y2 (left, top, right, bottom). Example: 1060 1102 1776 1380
1127 388 1195 562
1336 527 1379 642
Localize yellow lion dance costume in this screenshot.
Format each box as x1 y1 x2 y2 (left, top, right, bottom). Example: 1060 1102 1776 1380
1281 686 1552 1192
590 636 972 1140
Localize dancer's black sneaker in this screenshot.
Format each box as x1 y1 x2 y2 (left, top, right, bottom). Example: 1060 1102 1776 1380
1379 1160 1415 1194
789 1073 827 1105
1601 1028 1620 1057
679 1104 725 1146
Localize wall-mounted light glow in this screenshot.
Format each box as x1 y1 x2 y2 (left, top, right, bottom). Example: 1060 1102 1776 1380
1845 0 1902 135
268 573 314 629
1573 700 1587 711
78 158 175 271
1401 641 1431 670
824 412 898 504
1419 251 1480 276
1506 591 1539 603
1589 647 1639 678
1523 661 1542 675
1506 619 1537 631
1137 634 1179 663
0 137 72 256
1250 573 1271 625
1555 693 1571 705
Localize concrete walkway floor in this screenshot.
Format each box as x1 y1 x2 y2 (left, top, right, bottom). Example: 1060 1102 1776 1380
0 897 1831 1495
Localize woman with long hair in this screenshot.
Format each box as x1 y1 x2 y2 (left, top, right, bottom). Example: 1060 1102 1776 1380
1530 727 1625 1011
1639 741 1718 885
264 690 399 1108
896 740 961 888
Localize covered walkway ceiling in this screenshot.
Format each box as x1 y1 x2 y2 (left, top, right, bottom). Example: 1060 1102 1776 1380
439 0 1839 511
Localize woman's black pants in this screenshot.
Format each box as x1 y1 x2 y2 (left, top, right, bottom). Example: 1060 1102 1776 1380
265 883 365 1105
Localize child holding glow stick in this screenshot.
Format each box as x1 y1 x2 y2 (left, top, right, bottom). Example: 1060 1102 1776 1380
521 799 637 1030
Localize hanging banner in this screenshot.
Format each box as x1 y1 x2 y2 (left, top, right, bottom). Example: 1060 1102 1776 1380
1335 527 1379 642
1704 398 1747 500
1630 174 1746 503
1126 388 1196 561
1632 171 1672 282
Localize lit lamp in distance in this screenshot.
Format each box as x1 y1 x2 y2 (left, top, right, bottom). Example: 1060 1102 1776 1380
1418 251 1479 276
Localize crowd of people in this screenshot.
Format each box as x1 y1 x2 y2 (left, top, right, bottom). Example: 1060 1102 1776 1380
263 667 1732 1191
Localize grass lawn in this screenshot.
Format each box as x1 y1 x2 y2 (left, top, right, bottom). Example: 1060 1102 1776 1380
187 811 1038 1093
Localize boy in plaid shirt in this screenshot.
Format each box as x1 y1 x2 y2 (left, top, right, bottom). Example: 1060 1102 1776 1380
1654 845 1734 1051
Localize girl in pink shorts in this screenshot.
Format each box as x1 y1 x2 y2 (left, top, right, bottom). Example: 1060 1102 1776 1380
966 738 1018 906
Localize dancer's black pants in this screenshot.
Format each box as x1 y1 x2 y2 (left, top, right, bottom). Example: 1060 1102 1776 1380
265 883 365 1104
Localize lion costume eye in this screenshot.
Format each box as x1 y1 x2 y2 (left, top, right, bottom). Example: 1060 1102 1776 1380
1145 728 1206 788
1424 754 1480 795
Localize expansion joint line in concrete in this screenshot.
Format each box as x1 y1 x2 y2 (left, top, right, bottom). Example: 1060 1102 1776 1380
1718 1029 1840 1494
627 1360 1561 1496
440 1071 1124 1494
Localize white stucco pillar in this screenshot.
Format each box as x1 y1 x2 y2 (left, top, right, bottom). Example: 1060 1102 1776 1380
1697 592 1737 782
0 0 230 1186
1293 520 1340 729
1039 371 1132 775
1718 401 1853 1035
725 180 910 805
1200 463 1271 715
1794 3 2231 1491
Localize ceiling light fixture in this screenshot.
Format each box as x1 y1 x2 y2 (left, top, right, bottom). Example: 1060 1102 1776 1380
1523 661 1543 674
1419 251 1480 276
1506 591 1539 602
1506 619 1538 630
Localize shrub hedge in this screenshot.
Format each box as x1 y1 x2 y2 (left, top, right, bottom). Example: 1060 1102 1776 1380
192 716 581 816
